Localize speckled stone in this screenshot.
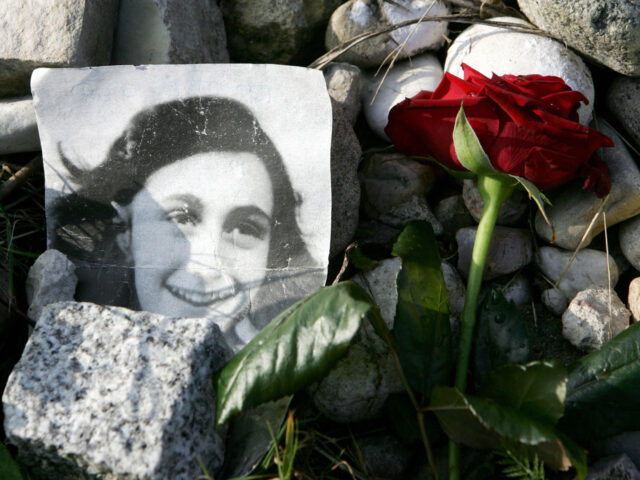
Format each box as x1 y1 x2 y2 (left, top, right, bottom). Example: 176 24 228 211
222 0 343 64
629 277 640 323
562 287 630 351
357 434 411 480
0 96 39 154
0 0 119 97
330 98 362 257
584 454 640 480
518 0 640 76
360 152 436 220
25 249 77 323
323 62 361 125
378 195 443 235
2 302 232 480
311 258 403 422
112 0 229 65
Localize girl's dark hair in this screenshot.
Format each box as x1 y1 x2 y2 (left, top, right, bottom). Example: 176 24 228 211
52 96 318 319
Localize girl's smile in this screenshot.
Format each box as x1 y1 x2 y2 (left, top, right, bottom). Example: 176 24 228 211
118 151 274 326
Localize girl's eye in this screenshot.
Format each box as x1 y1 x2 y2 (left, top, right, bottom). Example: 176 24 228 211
223 220 268 249
166 206 199 226
222 206 271 249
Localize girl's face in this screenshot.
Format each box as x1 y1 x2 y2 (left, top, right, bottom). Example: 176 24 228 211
121 152 274 329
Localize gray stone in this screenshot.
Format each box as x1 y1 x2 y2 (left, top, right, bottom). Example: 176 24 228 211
442 260 466 317
379 195 443 235
456 226 533 280
462 179 529 226
500 273 532 307
310 337 401 423
563 287 630 352
330 98 362 257
323 62 361 125
435 194 475 236
620 216 640 272
629 277 640 322
311 258 403 422
536 120 640 250
0 97 39 154
361 53 443 139
607 76 640 150
542 288 569 317
221 0 342 64
112 0 228 65
444 16 594 124
25 250 77 323
356 257 402 328
326 0 449 68
2 302 232 480
592 433 640 474
356 219 402 247
518 0 640 76
360 152 436 220
583 454 640 480
536 246 619 300
357 434 411 480
0 0 119 97
606 229 633 276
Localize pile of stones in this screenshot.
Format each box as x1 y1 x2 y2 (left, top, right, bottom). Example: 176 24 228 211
2 0 640 479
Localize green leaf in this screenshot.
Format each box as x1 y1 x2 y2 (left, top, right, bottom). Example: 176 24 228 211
510 175 552 227
486 362 567 426
385 393 423 444
391 221 452 398
561 321 640 440
215 281 374 426
453 104 500 177
220 396 292 479
431 384 584 476
473 289 531 389
432 386 554 448
347 246 378 272
0 442 25 480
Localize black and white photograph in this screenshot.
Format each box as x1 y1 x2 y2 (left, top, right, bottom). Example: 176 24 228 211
32 64 333 350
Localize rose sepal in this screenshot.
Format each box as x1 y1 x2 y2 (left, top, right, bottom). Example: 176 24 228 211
453 104 554 228
453 103 504 178
412 155 477 180
509 174 553 228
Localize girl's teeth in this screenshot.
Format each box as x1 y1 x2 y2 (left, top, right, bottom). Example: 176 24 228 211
165 284 234 306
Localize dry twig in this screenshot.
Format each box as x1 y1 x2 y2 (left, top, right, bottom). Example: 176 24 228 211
0 156 42 202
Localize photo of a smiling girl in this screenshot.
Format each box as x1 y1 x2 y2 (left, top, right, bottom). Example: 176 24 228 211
48 95 327 351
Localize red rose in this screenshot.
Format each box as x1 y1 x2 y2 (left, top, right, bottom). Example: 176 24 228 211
384 64 613 197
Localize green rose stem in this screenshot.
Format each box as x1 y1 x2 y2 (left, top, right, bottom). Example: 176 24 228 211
455 175 514 390
448 174 515 480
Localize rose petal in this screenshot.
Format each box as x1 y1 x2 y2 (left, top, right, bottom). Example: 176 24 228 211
522 146 581 189
432 72 481 100
580 153 611 197
384 65 614 194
